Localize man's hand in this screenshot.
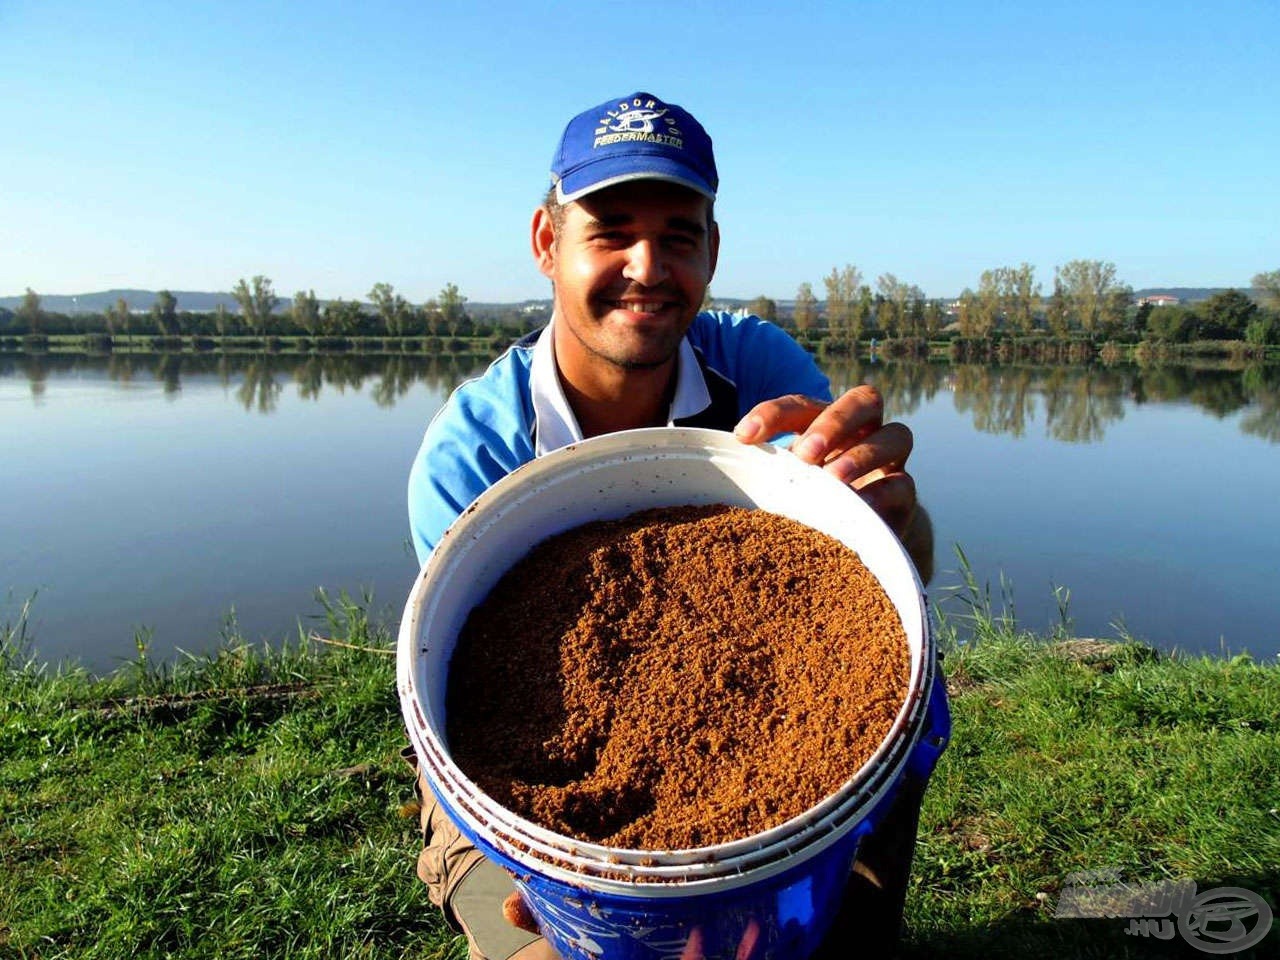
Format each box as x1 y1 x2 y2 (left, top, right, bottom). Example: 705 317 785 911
733 384 933 583
502 892 560 960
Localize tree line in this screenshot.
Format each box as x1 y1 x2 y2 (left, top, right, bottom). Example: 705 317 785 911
745 264 1280 346
1 278 550 341
6 267 1279 347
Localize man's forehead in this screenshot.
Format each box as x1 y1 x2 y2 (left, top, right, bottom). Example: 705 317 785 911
567 179 712 220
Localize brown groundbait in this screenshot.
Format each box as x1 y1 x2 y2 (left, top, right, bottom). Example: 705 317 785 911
446 504 909 851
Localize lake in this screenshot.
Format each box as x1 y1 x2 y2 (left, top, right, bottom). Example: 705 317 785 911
3 350 1278 673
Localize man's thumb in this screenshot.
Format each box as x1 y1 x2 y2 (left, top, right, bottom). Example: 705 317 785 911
502 891 541 933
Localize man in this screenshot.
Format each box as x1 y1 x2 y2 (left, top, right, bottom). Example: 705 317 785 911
407 92 943 960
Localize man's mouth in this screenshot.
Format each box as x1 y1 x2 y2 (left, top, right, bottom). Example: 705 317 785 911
616 301 666 313
607 298 678 316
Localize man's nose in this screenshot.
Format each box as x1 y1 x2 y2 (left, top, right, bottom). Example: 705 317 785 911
622 239 668 286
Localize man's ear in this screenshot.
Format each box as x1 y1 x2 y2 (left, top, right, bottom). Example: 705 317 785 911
531 206 556 280
708 218 720 281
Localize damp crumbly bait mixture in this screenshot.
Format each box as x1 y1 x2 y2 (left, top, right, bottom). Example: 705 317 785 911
446 504 909 850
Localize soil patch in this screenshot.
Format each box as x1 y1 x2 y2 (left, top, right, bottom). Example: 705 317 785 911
446 504 909 850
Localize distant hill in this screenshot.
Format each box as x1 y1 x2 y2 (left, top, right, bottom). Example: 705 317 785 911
0 289 242 314
0 290 564 316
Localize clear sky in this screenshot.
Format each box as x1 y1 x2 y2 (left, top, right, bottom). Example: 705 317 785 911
2 0 1277 304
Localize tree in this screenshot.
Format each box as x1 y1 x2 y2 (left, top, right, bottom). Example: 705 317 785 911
322 298 363 336
292 290 321 336
974 271 1002 337
1057 260 1127 336
1046 274 1069 338
213 303 231 337
1245 314 1280 345
1252 269 1280 309
1197 289 1258 340
231 275 279 336
875 274 911 339
1103 286 1133 336
924 300 944 338
151 290 178 335
438 282 469 336
1003 263 1041 335
746 295 777 322
16 288 42 332
1146 305 1195 343
1134 300 1154 336
792 282 817 334
956 288 980 337
368 282 411 336
105 297 131 337
907 294 926 338
823 264 861 338
420 298 442 337
854 285 873 338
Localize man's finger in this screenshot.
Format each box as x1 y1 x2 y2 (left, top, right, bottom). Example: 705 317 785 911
679 926 706 960
733 394 829 444
788 385 887 464
821 422 913 485
735 918 764 960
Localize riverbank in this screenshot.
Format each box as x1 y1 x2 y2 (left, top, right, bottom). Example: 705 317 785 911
4 331 1279 366
3 601 1277 958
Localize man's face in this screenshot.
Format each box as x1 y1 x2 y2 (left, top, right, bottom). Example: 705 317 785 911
533 180 719 372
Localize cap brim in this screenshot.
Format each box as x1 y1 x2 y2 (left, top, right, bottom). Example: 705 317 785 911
554 154 715 205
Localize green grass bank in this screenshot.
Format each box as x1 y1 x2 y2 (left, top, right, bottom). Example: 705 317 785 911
3 597 1277 959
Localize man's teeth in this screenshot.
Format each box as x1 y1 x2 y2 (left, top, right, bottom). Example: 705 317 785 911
620 302 664 312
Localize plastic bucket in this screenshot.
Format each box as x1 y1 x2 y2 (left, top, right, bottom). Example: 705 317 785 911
398 427 948 960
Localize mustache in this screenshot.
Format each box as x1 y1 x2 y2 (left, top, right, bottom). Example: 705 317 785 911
603 286 687 304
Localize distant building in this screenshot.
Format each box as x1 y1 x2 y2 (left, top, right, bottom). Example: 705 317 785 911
1138 294 1179 307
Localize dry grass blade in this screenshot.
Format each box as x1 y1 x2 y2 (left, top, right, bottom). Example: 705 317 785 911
308 631 395 656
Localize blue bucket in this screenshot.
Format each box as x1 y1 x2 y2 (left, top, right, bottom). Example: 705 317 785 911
399 428 950 960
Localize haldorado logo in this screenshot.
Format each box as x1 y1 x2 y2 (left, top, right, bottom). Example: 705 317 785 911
593 97 683 150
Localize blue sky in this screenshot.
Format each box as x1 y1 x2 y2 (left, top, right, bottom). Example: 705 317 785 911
2 0 1276 304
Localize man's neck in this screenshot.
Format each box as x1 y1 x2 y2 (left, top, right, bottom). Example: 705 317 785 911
558 361 676 438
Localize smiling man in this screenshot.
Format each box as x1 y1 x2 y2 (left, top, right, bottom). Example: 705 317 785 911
406 92 942 960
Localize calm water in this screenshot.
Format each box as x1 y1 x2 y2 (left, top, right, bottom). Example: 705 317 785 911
3 351 1278 672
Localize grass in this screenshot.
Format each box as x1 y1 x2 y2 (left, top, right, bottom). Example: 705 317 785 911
3 584 1278 959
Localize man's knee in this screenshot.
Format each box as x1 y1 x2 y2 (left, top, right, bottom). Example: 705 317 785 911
404 748 543 960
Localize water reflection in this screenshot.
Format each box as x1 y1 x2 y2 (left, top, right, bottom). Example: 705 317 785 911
0 352 493 410
4 351 1280 444
237 359 281 413
1241 365 1280 442
858 360 1280 445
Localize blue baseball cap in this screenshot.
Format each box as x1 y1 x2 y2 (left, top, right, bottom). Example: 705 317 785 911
550 92 718 204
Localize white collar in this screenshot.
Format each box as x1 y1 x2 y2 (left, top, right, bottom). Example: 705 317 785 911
530 313 712 457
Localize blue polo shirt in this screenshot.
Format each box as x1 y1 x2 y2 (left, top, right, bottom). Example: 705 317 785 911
407 310 830 564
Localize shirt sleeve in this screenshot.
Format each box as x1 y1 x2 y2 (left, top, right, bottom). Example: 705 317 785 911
407 378 535 566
